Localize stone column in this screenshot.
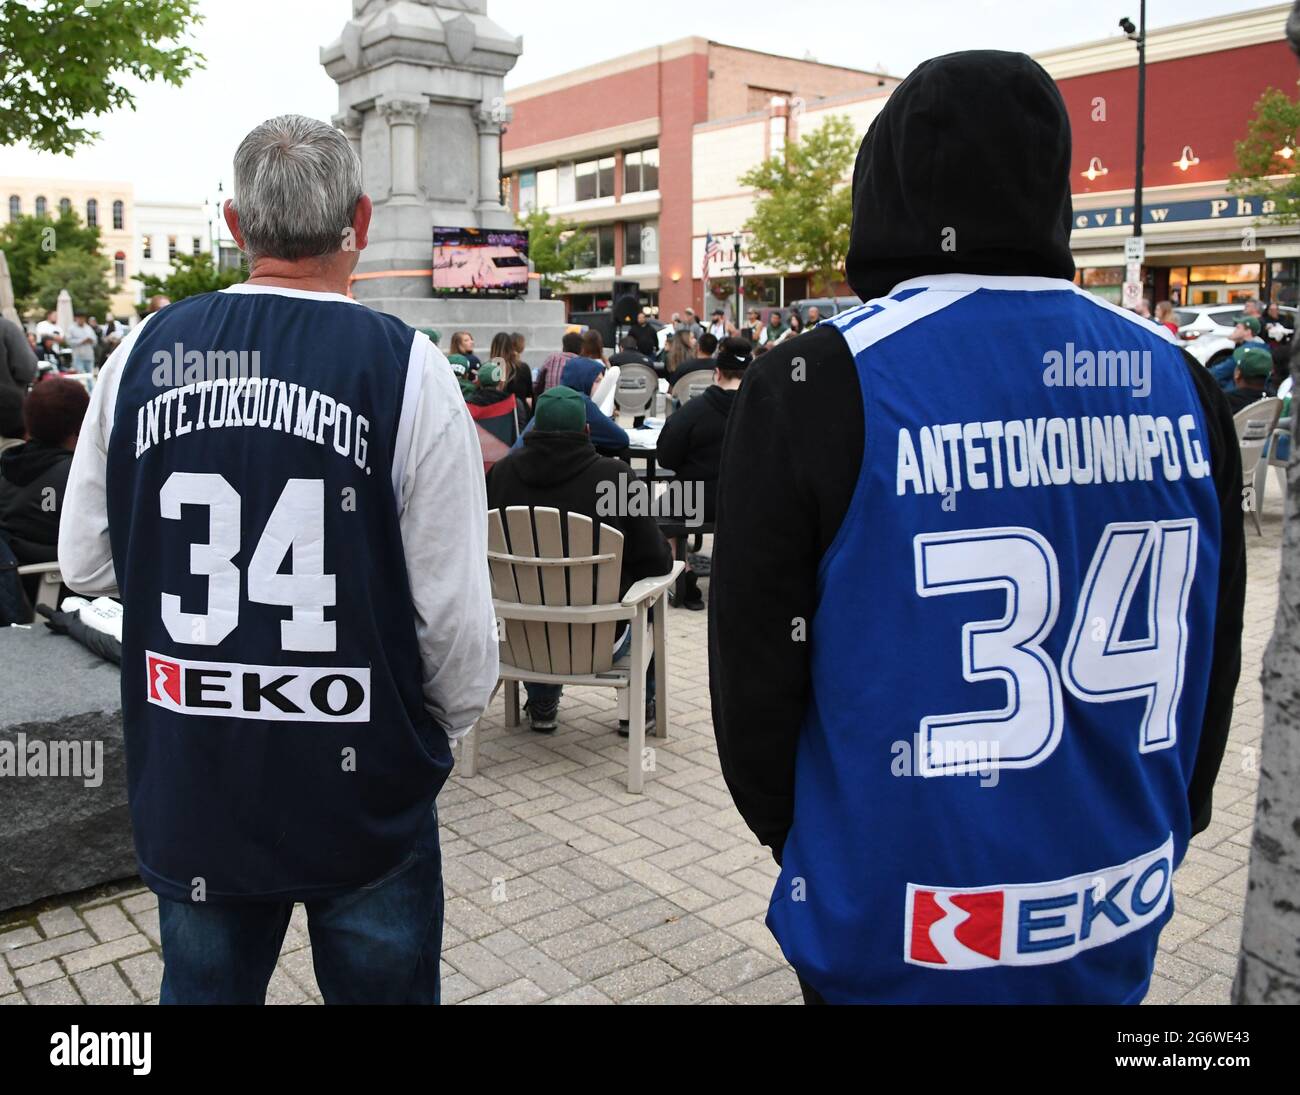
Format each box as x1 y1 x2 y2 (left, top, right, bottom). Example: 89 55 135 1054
333 108 363 164
377 94 429 199
474 100 512 216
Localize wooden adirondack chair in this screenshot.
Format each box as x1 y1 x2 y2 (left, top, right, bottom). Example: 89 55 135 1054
464 506 683 792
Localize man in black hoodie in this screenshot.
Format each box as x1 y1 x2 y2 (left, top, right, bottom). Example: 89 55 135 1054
710 51 1244 1004
656 335 751 609
487 386 672 732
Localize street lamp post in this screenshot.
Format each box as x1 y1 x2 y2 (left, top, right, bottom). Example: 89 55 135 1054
1120 8 1147 308
1124 4 1148 239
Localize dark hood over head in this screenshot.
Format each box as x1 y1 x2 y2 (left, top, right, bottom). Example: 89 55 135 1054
845 50 1075 303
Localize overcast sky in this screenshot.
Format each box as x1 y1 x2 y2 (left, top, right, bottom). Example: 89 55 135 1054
2 0 1275 204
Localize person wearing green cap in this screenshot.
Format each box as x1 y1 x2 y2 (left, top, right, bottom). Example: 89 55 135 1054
445 353 475 397
1210 315 1267 389
1224 345 1275 413
465 359 524 447
486 386 672 734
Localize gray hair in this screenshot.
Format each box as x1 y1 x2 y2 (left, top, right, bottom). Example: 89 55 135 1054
231 114 362 263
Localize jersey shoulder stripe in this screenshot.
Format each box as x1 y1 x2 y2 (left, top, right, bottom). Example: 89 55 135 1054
829 285 975 356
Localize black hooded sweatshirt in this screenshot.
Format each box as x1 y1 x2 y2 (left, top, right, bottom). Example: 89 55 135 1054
486 430 672 598
0 440 73 562
708 50 1245 862
655 384 736 523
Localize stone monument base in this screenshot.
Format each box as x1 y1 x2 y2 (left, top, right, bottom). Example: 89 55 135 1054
364 296 569 368
0 626 135 913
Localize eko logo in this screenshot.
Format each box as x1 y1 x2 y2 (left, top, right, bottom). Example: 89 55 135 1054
146 652 370 723
904 835 1173 969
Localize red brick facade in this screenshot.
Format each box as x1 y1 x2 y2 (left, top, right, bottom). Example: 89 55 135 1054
1058 39 1296 195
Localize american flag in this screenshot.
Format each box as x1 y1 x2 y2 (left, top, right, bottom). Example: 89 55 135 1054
702 231 720 300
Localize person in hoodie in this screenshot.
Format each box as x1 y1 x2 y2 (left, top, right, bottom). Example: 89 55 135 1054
0 379 88 573
465 360 524 446
709 51 1244 1005
486 386 672 733
655 335 750 609
514 354 629 456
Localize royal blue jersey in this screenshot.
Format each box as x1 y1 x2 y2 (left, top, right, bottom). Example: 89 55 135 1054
100 286 454 903
768 275 1223 1003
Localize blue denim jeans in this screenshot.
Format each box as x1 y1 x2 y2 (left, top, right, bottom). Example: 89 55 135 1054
157 803 444 1004
524 622 656 708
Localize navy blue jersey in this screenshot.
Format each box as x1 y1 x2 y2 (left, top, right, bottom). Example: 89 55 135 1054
767 275 1223 1002
102 287 453 903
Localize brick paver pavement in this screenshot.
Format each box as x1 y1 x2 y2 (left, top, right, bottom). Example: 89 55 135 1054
0 488 1284 1005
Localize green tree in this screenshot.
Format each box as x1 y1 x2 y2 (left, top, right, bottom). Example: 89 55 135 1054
517 208 590 295
139 251 246 303
1229 84 1300 222
1 0 205 155
0 209 102 305
32 248 112 318
739 114 857 296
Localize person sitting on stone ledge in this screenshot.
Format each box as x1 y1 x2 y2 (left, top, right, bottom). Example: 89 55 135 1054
449 329 481 372
491 330 532 419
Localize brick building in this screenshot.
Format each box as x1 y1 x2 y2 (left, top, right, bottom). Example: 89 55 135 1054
506 5 1297 323
501 38 895 318
1040 2 1298 306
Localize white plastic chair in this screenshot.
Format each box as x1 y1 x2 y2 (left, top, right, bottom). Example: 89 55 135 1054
16 561 63 619
1234 398 1283 535
464 506 683 793
614 362 659 418
669 370 713 408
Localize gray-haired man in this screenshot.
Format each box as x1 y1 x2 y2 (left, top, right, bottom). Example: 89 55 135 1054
60 115 498 1004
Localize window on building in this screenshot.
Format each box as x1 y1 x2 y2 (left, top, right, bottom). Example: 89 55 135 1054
168 235 177 260
535 167 558 210
624 220 659 267
575 156 616 202
518 168 537 212
86 198 98 227
34 196 47 218
624 147 659 194
556 163 575 205
577 224 616 267
8 195 19 222
59 197 71 216
113 200 124 230
142 236 151 259
193 236 202 256
114 251 126 286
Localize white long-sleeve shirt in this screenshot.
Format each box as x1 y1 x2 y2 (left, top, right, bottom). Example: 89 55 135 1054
59 284 498 740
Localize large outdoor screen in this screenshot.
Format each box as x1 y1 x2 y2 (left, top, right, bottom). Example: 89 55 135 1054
432 227 530 297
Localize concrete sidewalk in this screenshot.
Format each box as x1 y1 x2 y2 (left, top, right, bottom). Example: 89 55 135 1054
0 492 1282 1005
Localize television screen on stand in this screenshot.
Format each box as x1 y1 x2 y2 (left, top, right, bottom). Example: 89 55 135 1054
433 227 529 298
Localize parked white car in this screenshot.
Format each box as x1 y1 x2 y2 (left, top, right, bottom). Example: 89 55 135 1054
1174 304 1294 367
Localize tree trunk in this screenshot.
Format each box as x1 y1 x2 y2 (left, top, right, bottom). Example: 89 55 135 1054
1234 345 1300 1004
